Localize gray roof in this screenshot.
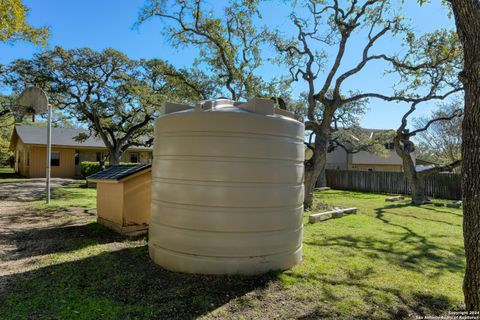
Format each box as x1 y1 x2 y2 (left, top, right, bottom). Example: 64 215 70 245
14 125 152 150
87 163 151 181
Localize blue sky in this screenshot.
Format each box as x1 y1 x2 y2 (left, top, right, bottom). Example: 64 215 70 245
1 0 456 129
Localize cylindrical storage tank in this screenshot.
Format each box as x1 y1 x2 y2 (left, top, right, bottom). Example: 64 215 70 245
149 98 304 275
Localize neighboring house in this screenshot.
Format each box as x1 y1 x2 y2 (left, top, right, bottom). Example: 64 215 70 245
415 158 438 172
9 125 152 178
324 129 415 172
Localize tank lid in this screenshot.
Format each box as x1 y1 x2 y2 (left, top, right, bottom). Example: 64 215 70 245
160 98 296 119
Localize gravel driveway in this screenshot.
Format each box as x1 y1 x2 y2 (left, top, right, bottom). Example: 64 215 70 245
0 178 78 201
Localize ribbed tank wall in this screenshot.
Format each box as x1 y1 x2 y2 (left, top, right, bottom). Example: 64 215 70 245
149 100 305 275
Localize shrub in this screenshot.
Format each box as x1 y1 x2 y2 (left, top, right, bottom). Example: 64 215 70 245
80 161 103 177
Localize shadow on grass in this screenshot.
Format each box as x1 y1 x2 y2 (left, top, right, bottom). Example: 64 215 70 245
375 203 461 227
305 232 463 277
372 203 463 273
296 279 454 319
296 198 463 318
0 221 124 262
0 206 277 319
420 205 463 217
286 260 456 319
305 202 464 277
0 245 277 319
0 170 24 180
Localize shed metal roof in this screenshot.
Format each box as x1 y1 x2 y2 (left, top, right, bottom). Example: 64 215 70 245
13 125 152 150
87 163 152 181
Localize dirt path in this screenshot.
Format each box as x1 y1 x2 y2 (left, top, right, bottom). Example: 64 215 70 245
0 178 77 201
0 196 278 320
0 178 89 289
0 198 98 292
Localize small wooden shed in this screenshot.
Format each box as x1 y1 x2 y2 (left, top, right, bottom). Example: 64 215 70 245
88 164 152 236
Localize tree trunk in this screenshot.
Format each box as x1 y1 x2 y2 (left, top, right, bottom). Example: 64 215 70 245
450 0 480 311
108 151 122 165
394 137 427 204
315 169 327 188
304 129 329 210
409 175 427 205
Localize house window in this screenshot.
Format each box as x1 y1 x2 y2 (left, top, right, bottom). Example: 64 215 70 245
129 152 139 163
51 152 60 166
96 152 102 162
75 150 80 165
384 143 395 150
26 151 30 166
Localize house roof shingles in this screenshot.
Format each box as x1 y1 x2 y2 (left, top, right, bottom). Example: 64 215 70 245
87 163 152 181
14 125 152 150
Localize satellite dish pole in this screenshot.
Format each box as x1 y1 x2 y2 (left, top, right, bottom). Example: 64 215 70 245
15 87 52 204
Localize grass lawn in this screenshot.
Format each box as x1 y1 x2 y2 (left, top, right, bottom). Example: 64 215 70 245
31 182 96 212
0 189 464 319
0 167 25 182
0 167 14 174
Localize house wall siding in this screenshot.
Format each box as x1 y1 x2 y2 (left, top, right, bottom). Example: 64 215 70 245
325 148 411 172
13 138 153 178
326 147 348 170
79 150 100 162
14 139 30 177
29 146 76 178
350 150 410 166
121 151 152 163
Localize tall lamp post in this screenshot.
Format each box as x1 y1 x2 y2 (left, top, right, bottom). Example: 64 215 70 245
15 87 52 204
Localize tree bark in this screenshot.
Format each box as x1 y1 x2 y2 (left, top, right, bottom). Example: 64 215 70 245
410 175 427 205
315 169 327 188
450 0 480 311
108 151 122 165
394 137 428 205
304 128 330 210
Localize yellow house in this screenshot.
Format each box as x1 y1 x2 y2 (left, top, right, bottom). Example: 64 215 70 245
9 125 153 178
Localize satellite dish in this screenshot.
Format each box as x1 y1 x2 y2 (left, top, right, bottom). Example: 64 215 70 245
16 87 49 115
15 86 53 205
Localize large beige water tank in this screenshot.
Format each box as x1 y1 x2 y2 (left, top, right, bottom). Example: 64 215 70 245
149 98 305 275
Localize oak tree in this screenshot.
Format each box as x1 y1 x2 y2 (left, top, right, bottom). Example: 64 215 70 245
3 47 211 164
394 105 462 204
447 0 480 311
273 0 462 209
388 29 463 204
137 0 272 100
274 0 399 208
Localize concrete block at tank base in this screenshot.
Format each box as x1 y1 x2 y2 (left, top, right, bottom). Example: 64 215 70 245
447 201 462 208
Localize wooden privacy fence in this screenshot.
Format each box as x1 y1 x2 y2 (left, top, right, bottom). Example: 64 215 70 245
325 170 462 200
